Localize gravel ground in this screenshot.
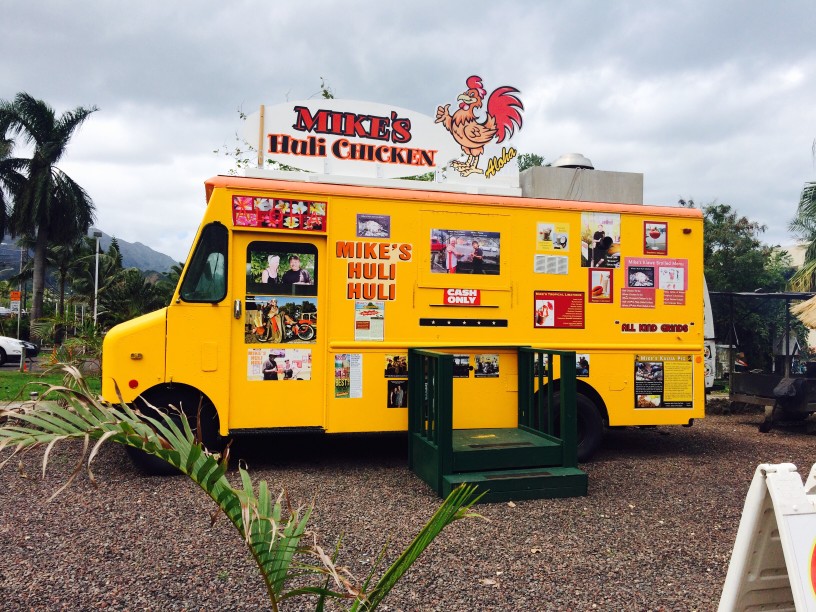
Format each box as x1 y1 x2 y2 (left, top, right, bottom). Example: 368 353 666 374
0 407 814 611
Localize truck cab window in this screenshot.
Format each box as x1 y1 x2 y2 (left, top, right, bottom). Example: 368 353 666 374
180 222 229 302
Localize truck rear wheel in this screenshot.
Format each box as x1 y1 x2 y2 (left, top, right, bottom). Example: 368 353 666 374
540 392 605 462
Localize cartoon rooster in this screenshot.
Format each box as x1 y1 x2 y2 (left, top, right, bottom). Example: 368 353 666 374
435 75 523 177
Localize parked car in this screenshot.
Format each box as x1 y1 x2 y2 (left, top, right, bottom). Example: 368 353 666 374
0 336 39 366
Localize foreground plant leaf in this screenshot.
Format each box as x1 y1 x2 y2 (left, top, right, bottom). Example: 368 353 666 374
0 364 483 610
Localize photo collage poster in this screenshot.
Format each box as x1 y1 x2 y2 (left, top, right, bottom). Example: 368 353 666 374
240 239 321 385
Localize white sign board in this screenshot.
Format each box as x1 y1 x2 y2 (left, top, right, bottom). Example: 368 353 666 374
245 100 463 179
719 463 816 611
244 77 525 189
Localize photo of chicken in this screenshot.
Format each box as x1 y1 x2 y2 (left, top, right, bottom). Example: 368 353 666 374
435 75 523 177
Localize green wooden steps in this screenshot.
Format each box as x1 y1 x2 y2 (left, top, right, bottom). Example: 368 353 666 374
443 466 588 503
407 347 589 503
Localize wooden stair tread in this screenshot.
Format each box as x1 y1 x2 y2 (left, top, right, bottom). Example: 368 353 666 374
451 427 558 453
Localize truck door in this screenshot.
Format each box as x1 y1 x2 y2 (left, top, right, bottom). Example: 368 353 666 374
229 233 326 430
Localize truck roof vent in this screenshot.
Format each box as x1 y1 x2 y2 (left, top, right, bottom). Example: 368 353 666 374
552 153 594 169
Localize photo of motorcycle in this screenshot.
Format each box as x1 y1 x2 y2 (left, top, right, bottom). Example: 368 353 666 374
254 301 315 343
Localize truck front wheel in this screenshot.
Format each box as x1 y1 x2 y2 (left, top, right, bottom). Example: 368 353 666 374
128 387 228 475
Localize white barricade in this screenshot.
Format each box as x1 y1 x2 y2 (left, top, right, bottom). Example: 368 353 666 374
719 463 816 611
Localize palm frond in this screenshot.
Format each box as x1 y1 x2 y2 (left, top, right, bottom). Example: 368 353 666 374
355 484 485 610
0 364 483 610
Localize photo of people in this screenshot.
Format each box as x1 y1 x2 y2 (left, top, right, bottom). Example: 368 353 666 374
534 299 555 328
247 242 317 296
644 221 667 255
576 354 590 377
385 354 408 377
474 354 499 377
628 266 655 288
357 214 391 238
581 212 621 268
245 296 317 344
453 354 470 378
248 348 312 381
387 380 408 408
431 229 500 274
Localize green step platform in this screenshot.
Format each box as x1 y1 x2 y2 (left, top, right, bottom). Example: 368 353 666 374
407 347 589 503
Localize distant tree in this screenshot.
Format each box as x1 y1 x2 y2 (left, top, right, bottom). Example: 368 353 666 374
696 201 789 292
155 262 184 305
315 77 335 100
0 135 23 235
68 235 124 324
788 168 816 290
0 93 97 322
688 198 798 370
517 153 547 172
99 268 166 326
108 237 123 268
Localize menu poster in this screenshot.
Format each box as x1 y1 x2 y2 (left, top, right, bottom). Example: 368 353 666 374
635 354 693 409
534 291 585 329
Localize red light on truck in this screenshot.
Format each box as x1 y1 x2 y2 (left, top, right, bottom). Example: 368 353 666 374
129 380 139 389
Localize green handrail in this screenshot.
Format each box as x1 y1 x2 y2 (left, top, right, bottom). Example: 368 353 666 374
408 348 453 494
518 347 578 468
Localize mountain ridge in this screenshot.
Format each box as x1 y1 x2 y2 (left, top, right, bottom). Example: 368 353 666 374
0 230 179 276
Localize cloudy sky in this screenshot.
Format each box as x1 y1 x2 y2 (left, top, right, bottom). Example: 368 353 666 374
3 1 816 261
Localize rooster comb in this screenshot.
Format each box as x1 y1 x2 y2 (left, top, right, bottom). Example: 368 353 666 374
466 75 486 99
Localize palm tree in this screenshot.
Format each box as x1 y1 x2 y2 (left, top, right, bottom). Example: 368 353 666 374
789 179 816 290
0 134 23 235
99 268 166 326
0 93 98 321
155 262 184 305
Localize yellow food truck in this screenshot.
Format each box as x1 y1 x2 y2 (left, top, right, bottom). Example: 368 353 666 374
101 89 706 470
102 172 705 462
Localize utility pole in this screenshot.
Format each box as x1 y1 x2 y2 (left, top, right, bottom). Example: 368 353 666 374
93 231 102 326
16 246 22 339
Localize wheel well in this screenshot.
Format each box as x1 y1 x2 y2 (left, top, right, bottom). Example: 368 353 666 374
540 379 609 425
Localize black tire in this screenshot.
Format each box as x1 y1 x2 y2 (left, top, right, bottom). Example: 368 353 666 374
126 445 183 476
133 389 227 457
126 413 184 476
296 323 315 341
0 347 6 366
541 392 605 462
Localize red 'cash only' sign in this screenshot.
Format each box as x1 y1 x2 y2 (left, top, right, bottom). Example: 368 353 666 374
443 289 481 305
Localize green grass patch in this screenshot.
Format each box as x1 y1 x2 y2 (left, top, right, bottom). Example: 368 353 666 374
0 368 102 401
